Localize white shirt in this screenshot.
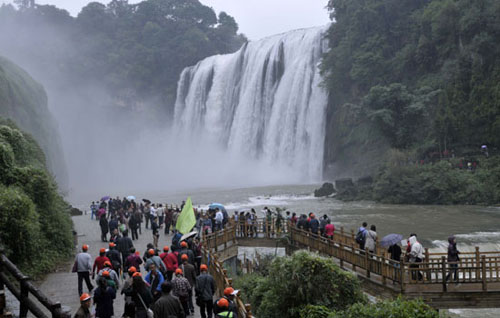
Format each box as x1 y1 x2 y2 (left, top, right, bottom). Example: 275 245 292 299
215 211 223 223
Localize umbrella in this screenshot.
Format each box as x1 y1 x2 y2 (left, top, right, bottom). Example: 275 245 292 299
142 199 151 204
101 196 110 201
180 231 198 242
380 234 403 248
209 203 226 212
126 195 136 201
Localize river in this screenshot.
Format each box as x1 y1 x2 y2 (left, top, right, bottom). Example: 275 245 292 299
70 183 500 317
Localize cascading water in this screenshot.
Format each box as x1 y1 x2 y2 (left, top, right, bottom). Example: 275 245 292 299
174 26 329 182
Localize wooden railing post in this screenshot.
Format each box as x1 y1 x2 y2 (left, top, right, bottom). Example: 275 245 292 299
425 248 431 281
400 260 405 293
482 255 487 291
381 255 387 286
19 276 29 318
365 249 370 278
441 256 447 292
475 247 480 280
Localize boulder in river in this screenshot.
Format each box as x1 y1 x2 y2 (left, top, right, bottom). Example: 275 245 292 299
314 182 335 197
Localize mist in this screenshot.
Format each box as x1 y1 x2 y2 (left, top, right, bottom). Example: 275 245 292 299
0 3 326 204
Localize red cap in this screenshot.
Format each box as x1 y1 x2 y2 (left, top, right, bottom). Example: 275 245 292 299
217 298 229 308
135 251 140 255
102 270 110 277
104 261 111 267
80 293 91 302
99 248 106 253
181 254 188 261
109 242 116 248
180 241 187 248
163 246 169 252
200 264 208 271
82 244 89 251
128 266 137 273
224 287 234 296
175 268 183 275
133 272 142 277
148 249 155 255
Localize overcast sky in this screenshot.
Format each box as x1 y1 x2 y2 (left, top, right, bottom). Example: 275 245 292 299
0 0 331 40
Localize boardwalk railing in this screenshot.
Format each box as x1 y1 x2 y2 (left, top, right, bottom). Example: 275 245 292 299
200 234 252 317
0 248 70 318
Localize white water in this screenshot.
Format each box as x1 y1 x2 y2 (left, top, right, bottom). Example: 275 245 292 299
174 26 329 182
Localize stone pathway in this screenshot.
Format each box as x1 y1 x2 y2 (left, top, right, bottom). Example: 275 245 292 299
36 214 202 318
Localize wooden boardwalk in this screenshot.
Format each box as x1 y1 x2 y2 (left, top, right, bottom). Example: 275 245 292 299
203 219 500 310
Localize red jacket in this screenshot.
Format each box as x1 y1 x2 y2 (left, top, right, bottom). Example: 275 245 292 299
160 252 178 271
93 256 110 274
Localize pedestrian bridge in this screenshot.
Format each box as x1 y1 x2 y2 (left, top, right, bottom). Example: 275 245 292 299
202 219 500 311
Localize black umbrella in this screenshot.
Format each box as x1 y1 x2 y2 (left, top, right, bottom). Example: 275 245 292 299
142 199 151 204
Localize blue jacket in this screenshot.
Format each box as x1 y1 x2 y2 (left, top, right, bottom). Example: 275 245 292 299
145 271 165 292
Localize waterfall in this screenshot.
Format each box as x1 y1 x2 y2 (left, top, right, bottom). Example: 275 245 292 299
174 26 329 182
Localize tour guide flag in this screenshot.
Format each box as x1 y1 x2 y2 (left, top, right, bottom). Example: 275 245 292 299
176 197 196 234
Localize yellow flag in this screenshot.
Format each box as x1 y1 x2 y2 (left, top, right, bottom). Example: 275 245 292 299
175 197 196 234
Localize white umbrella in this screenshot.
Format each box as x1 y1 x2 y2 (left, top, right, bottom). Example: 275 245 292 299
180 231 198 242
126 195 136 201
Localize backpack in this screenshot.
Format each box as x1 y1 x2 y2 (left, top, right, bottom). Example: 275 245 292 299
355 229 365 245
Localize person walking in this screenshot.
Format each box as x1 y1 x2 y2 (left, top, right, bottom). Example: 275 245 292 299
409 234 424 281
213 287 238 316
92 248 111 280
125 248 143 274
171 268 191 315
324 221 335 240
97 261 120 289
164 208 173 235
145 249 167 273
93 277 116 318
106 242 122 276
151 217 160 248
145 264 165 301
364 225 377 254
180 254 197 314
153 281 184 318
129 212 140 241
355 222 368 251
100 214 109 242
214 298 236 318
195 264 215 318
117 230 134 267
160 246 178 281
445 235 460 283
73 244 94 296
123 273 154 318
309 214 320 235
74 293 92 318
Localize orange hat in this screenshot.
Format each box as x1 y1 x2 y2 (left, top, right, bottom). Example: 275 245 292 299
175 268 183 275
133 272 142 277
217 298 229 308
135 251 140 255
80 293 91 302
163 246 169 252
180 241 187 248
181 254 188 261
200 264 208 271
128 266 137 273
102 270 110 277
99 248 106 253
109 242 116 248
82 244 89 251
148 249 155 255
224 287 234 296
104 261 111 267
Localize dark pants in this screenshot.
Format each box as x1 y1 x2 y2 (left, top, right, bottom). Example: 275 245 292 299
101 230 108 242
77 271 93 295
445 263 459 281
145 215 149 229
411 258 423 281
188 288 194 312
164 221 171 234
198 299 213 318
166 270 174 281
131 227 139 240
180 297 189 316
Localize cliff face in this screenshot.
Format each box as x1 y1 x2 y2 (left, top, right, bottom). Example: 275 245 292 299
323 96 390 181
0 56 67 189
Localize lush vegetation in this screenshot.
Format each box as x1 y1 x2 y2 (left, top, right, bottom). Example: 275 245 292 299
322 0 500 204
0 0 246 113
0 118 73 277
233 251 438 318
0 56 67 187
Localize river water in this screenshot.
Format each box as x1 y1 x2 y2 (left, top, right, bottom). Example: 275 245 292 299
71 183 500 317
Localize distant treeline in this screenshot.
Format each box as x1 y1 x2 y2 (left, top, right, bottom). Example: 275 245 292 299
322 0 500 160
0 0 246 112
